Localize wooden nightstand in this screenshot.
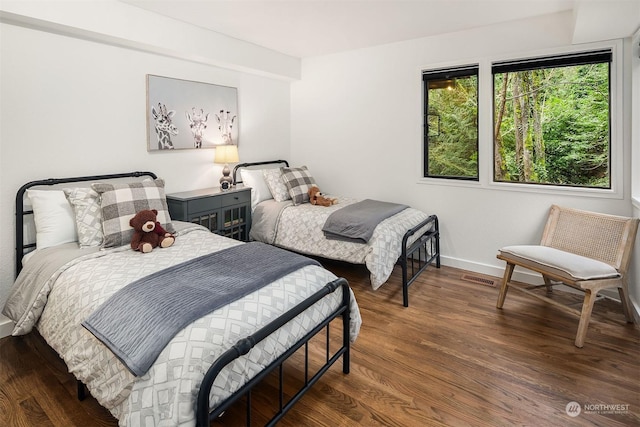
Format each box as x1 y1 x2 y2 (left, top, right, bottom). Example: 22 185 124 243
166 186 251 241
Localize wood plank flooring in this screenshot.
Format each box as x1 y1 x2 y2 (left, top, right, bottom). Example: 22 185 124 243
1 262 638 426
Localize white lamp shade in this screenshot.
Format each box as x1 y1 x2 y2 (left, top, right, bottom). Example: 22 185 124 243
214 145 239 164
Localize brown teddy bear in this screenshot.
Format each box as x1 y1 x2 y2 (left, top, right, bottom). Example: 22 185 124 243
129 209 175 253
308 185 337 207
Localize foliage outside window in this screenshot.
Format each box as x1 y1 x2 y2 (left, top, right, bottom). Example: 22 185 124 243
493 50 611 188
423 66 478 180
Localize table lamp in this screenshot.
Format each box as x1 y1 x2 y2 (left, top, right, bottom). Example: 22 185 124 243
214 145 239 190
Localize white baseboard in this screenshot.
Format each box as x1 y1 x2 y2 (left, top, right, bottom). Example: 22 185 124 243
630 296 640 324
440 255 539 283
0 317 14 339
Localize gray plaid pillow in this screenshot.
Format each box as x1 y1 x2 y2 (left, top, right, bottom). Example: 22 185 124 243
280 166 316 205
91 179 174 248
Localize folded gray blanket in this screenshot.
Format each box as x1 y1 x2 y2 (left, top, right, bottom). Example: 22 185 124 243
322 199 408 243
82 242 320 376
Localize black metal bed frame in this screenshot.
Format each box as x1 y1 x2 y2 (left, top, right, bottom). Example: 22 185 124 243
15 171 353 426
197 277 350 427
232 159 290 185
399 214 440 306
232 160 441 307
15 171 158 277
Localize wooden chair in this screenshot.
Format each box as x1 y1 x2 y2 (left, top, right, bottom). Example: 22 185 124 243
496 205 639 347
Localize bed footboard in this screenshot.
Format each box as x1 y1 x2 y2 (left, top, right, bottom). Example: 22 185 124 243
196 277 351 427
398 214 440 307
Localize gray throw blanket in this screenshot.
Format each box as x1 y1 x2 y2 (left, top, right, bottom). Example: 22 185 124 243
82 242 320 376
322 199 408 243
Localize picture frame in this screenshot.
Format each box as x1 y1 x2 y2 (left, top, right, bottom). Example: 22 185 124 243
146 74 239 151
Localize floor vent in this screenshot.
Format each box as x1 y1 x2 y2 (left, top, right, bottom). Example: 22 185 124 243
461 274 496 287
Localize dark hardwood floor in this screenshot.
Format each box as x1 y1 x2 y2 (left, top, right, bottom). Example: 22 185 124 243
1 262 638 426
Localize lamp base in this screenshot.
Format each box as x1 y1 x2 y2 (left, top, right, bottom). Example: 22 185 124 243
219 163 233 191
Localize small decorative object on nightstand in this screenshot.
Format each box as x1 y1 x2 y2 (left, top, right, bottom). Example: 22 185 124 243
166 186 251 241
214 145 239 191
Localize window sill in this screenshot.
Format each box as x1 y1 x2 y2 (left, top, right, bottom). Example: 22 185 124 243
417 177 622 200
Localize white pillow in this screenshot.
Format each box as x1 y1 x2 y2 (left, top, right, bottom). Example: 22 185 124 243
27 189 78 249
499 245 619 280
240 168 273 210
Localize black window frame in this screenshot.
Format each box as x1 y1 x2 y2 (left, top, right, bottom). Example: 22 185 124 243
491 49 613 189
422 65 479 181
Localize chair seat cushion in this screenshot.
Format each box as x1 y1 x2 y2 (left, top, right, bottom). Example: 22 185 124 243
499 245 620 281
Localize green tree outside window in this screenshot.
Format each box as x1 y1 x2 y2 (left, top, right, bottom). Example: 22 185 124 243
493 51 611 188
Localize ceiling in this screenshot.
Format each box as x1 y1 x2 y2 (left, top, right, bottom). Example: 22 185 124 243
118 1 639 58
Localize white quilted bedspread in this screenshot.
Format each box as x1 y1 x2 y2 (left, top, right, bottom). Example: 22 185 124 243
271 198 433 290
21 226 361 426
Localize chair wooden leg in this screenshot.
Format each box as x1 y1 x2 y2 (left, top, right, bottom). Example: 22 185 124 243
575 290 597 348
618 283 635 323
496 263 515 309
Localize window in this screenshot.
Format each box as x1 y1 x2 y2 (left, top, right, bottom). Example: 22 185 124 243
492 50 612 188
423 66 478 180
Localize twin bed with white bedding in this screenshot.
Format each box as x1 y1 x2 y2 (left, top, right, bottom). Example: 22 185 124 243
4 171 362 427
235 160 441 307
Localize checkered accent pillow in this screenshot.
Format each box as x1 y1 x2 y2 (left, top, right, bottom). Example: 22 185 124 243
64 187 103 248
91 179 174 249
280 166 317 205
263 168 291 202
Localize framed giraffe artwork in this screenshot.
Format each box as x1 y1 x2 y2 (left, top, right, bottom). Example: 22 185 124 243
146 74 239 151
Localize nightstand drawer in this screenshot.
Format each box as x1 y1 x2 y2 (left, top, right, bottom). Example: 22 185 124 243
219 191 250 206
187 196 222 214
166 187 252 242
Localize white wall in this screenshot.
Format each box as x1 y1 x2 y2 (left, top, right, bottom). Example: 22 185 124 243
0 5 297 336
631 28 640 320
291 12 636 299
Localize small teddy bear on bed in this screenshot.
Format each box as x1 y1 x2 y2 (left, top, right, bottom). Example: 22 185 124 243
129 209 175 253
308 185 338 207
